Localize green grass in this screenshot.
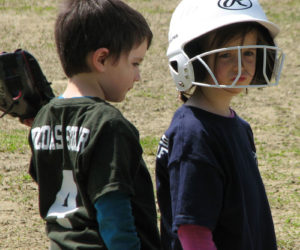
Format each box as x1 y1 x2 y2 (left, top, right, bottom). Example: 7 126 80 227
262 0 300 23
0 129 29 153
134 90 165 99
0 5 55 13
140 136 160 155
0 0 56 14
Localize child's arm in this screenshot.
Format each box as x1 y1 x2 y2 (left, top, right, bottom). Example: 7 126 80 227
178 224 217 250
94 191 140 249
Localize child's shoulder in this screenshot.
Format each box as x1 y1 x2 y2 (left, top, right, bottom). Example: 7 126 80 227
50 96 120 114
34 97 140 141
36 97 129 127
167 105 208 136
169 105 253 135
79 98 139 136
171 104 218 128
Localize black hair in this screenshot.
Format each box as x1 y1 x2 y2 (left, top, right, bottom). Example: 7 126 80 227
55 0 153 77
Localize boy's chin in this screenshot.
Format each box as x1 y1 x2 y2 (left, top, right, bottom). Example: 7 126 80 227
108 95 126 103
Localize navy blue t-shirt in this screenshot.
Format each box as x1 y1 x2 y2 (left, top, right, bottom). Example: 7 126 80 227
156 105 277 250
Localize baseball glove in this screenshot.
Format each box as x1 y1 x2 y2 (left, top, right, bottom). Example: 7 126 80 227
0 49 55 121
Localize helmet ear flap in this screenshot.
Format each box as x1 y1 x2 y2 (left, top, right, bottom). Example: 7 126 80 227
168 52 195 91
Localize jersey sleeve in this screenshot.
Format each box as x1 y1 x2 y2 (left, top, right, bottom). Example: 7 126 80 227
28 157 37 182
94 191 140 249
167 116 224 232
86 117 142 204
170 159 223 232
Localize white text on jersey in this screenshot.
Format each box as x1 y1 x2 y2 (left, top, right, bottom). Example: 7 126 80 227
31 125 90 152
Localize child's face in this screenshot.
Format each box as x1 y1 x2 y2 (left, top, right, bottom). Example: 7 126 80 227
100 40 148 102
205 31 257 93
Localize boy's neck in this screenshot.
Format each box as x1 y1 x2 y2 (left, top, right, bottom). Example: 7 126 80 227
62 73 105 100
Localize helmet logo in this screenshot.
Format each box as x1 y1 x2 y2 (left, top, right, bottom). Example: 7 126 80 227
218 0 252 10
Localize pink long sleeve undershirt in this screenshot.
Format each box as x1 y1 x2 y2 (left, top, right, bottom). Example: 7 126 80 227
178 224 217 250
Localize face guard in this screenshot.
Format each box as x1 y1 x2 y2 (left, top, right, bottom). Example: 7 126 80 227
167 0 285 91
171 45 285 90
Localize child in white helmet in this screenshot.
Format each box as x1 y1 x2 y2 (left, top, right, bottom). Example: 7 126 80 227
156 0 285 249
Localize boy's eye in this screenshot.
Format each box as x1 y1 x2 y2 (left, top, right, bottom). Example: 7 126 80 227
133 62 140 67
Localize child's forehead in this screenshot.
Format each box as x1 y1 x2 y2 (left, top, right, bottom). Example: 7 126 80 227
206 28 258 48
225 30 258 46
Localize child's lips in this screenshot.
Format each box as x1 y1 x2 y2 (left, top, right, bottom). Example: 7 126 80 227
231 75 246 82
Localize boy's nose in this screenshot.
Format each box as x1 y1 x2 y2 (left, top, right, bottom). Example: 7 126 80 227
134 72 141 82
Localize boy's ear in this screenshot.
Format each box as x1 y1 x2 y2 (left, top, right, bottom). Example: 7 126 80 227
91 48 110 72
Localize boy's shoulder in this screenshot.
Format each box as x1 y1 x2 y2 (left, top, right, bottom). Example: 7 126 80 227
39 96 120 116
34 97 138 135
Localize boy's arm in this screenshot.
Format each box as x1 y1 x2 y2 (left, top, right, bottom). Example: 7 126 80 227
178 224 217 250
94 191 140 250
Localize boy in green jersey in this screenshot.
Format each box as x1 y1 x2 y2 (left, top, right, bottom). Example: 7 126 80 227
28 0 161 249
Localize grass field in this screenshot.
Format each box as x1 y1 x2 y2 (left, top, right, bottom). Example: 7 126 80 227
0 0 299 249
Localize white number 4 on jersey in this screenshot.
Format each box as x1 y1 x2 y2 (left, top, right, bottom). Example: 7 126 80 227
46 170 79 229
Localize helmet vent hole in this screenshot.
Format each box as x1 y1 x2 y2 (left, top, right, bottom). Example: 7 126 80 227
170 61 178 73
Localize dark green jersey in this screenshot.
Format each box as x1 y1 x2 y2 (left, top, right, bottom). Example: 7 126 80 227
29 97 161 249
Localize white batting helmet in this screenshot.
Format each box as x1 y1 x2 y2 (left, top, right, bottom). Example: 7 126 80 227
167 0 285 91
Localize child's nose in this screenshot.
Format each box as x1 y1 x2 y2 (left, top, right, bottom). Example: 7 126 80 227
134 71 141 82
231 56 240 71
232 54 245 71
